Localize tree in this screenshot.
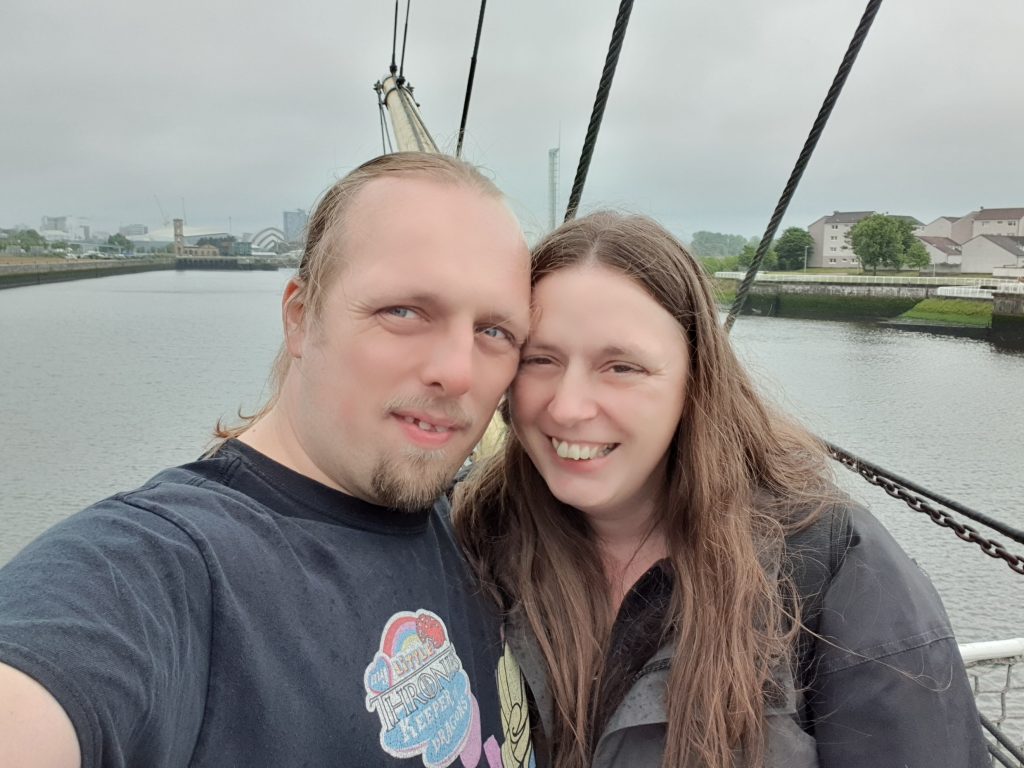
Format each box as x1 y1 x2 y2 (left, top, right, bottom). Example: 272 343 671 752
905 239 931 270
107 233 132 252
689 231 749 259
849 214 929 273
736 243 778 271
774 227 815 271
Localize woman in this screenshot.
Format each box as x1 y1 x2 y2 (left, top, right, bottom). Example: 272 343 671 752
454 212 986 767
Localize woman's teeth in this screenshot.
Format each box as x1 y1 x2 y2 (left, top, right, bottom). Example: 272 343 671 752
550 438 616 461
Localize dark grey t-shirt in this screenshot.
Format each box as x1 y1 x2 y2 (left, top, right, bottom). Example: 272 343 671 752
0 441 534 768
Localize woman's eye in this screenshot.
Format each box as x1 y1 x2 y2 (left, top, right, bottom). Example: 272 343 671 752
520 355 553 366
609 363 641 374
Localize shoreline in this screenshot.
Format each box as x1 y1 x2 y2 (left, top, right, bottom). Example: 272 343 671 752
0 260 175 290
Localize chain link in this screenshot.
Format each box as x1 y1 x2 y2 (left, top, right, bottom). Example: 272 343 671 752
828 448 1024 576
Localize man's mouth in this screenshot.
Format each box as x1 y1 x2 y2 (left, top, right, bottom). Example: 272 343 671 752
549 437 618 461
399 415 451 433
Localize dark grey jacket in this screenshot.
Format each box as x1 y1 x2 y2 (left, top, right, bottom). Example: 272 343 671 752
509 504 989 767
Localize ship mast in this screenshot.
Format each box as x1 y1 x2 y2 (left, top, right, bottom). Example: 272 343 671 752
375 75 439 154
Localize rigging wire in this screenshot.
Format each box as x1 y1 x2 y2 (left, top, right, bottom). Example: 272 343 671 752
552 0 1022 573
398 0 412 84
377 100 394 154
722 0 883 333
456 0 488 159
564 0 635 222
390 0 399 75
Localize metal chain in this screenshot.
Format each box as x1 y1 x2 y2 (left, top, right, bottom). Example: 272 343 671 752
828 447 1024 575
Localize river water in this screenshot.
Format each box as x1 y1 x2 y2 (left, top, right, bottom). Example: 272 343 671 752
1 269 1022 643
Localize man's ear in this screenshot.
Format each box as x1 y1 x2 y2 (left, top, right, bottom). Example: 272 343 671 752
282 277 308 358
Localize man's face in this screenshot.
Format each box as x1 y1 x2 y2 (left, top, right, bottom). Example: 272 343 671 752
283 176 530 509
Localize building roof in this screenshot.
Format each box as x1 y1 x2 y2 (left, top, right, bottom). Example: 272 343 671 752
978 235 1024 258
917 236 961 256
974 208 1024 221
822 211 874 224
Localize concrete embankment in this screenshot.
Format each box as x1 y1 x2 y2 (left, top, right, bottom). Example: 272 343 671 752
714 275 1024 347
729 280 929 320
0 260 175 289
992 291 1024 346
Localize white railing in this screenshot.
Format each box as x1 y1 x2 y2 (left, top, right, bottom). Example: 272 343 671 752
960 638 1024 759
714 272 1022 288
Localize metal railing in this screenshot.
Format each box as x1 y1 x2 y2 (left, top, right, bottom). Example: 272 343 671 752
961 638 1024 764
714 271 1022 288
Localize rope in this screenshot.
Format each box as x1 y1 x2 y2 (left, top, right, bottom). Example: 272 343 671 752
377 100 393 154
564 0 635 222
390 0 399 75
398 0 412 84
723 0 884 332
456 0 488 159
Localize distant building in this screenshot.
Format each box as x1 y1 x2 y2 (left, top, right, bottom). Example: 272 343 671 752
968 208 1024 240
808 211 923 269
959 235 1024 274
119 224 149 236
181 245 221 259
231 241 252 256
807 211 871 268
918 216 960 239
283 209 308 243
915 235 962 270
41 216 68 233
932 208 1024 245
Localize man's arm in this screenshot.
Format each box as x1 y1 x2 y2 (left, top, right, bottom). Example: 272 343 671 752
0 662 80 768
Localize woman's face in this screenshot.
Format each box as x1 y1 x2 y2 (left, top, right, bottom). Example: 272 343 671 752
511 264 690 525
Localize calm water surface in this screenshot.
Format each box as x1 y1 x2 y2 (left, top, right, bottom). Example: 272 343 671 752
1 270 1021 642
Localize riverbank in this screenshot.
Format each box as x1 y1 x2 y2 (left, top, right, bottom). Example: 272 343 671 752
0 259 175 289
713 275 1024 347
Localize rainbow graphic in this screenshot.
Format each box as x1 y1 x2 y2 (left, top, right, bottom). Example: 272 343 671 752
381 613 422 657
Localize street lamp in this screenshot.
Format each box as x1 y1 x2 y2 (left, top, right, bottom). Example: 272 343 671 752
804 244 810 271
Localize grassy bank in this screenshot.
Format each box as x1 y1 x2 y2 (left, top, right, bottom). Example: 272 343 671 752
900 298 992 327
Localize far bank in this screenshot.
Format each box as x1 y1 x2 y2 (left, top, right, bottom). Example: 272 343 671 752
713 273 1024 347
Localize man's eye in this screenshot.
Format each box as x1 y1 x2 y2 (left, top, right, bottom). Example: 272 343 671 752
520 356 553 366
383 307 417 319
480 325 514 344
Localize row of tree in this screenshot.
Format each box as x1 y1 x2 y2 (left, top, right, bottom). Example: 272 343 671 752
689 227 814 272
689 215 931 274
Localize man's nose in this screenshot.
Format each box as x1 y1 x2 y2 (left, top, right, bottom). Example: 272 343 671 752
420 326 474 397
546 365 599 425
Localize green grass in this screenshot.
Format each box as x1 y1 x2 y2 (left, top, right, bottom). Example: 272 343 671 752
900 298 992 327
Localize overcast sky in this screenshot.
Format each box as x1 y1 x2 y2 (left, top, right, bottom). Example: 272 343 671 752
2 0 1021 244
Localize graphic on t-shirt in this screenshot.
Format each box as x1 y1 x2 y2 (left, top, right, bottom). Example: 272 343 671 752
365 609 477 767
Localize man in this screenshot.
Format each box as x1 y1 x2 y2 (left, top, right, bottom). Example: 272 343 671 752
0 153 534 767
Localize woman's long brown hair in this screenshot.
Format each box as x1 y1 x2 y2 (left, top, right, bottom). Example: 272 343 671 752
454 211 837 767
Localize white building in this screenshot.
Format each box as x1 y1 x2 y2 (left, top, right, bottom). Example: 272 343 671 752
807 211 871 268
807 212 921 269
916 235 962 268
959 235 1024 273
